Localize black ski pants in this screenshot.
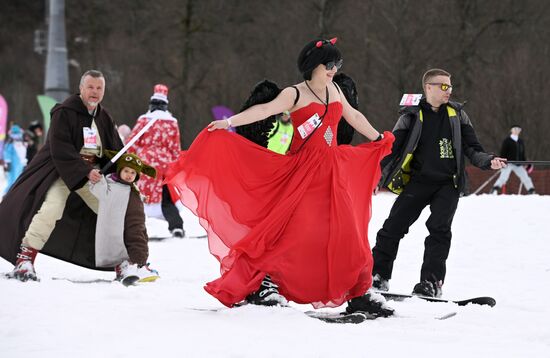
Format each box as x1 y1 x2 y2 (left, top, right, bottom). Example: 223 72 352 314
372 180 459 283
161 184 183 232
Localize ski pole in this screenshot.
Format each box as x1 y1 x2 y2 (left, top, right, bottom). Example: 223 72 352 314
100 117 160 174
506 160 550 166
472 169 501 195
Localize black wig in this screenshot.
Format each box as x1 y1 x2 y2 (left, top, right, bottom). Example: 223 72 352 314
297 38 342 80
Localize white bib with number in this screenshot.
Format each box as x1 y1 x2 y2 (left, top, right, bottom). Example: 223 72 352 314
297 113 321 139
399 94 423 106
83 127 98 149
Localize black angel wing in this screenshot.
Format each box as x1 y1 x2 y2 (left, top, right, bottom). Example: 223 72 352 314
333 73 358 145
235 80 281 148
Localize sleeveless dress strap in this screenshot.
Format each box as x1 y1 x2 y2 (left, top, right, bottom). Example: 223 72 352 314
291 86 300 106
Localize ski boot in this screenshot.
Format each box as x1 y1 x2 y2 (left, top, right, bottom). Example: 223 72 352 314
136 262 160 282
372 273 390 292
246 275 288 307
5 245 39 282
171 228 185 239
412 280 443 298
346 290 394 317
115 260 140 286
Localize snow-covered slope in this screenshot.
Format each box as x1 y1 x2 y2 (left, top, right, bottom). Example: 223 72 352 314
1 189 549 357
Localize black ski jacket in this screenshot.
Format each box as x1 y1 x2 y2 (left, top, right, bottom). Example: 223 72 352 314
379 100 493 195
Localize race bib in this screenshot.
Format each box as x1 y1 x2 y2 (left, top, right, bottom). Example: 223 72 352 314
83 127 98 149
297 113 321 139
400 94 423 106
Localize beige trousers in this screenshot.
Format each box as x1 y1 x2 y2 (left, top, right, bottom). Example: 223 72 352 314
23 177 98 250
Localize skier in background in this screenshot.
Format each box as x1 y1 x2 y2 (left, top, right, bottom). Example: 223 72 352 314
25 121 44 164
3 124 27 194
491 124 536 194
128 84 185 238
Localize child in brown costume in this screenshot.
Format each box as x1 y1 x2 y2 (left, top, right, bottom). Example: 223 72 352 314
89 150 159 284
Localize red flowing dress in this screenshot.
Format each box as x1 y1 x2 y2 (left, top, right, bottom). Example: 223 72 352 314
166 101 394 308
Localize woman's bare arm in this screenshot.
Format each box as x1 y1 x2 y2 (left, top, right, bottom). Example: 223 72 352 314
208 87 296 131
339 88 381 141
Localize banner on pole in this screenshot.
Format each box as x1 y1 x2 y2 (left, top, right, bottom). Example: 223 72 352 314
37 95 57 134
0 94 8 160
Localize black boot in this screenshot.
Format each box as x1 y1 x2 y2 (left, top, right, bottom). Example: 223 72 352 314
246 275 288 306
412 280 443 298
346 291 394 317
171 228 185 238
372 273 390 292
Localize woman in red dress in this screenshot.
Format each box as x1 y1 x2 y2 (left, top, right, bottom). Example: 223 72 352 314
166 38 395 316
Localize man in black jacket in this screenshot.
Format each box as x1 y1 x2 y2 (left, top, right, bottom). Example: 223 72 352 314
491 125 536 194
372 68 506 297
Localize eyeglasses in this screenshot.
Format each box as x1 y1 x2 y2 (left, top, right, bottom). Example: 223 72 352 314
427 83 452 92
325 59 343 71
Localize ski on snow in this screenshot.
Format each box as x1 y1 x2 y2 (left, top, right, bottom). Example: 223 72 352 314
375 291 496 307
188 304 375 324
51 275 139 287
304 310 375 323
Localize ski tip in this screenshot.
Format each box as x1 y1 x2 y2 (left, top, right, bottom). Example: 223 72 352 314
478 297 497 307
121 275 140 287
138 276 160 283
455 296 496 307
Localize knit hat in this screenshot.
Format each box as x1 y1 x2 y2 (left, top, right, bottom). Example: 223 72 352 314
150 84 169 104
104 150 156 182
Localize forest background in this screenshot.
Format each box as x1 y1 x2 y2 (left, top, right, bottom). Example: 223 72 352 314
2 0 549 157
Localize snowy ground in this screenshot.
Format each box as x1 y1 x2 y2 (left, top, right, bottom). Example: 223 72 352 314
1 169 549 357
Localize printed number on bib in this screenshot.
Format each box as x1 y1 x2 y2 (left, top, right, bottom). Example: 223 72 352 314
399 94 422 106
297 113 321 139
83 127 98 149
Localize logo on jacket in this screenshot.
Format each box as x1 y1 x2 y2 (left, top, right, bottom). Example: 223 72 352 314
439 138 454 159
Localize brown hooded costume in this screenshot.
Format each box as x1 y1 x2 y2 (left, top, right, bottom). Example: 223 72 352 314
0 94 124 270
90 151 156 267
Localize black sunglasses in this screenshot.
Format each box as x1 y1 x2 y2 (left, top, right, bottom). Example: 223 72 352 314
325 59 343 71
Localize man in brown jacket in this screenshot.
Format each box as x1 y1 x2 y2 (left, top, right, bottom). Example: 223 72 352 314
0 70 129 281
